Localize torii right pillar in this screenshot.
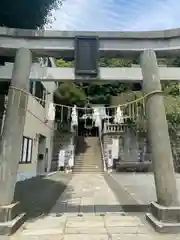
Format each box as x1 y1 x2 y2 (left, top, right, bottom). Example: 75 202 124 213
140 49 180 233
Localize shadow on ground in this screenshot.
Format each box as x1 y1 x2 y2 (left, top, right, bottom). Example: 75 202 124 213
104 173 150 213
13 172 72 221
75 136 90 155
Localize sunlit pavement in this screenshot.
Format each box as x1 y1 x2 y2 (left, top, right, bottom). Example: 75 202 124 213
11 173 180 239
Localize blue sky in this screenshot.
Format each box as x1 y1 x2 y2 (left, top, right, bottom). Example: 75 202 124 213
50 0 180 31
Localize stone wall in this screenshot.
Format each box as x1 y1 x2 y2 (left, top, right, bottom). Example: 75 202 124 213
102 129 151 169
103 127 180 172
51 131 74 171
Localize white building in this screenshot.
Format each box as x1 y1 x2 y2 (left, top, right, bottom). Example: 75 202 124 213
0 60 57 182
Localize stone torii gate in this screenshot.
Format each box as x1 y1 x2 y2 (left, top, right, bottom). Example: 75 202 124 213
0 27 180 234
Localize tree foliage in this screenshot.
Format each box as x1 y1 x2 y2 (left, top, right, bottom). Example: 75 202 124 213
54 57 180 129
99 58 136 67
54 59 86 106
0 0 63 29
0 0 63 64
54 78 86 120
54 82 86 106
55 58 135 106
161 57 180 128
56 59 73 68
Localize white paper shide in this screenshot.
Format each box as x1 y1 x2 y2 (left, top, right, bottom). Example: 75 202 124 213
47 102 55 121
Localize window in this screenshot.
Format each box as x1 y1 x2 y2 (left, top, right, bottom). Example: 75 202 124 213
29 81 35 95
35 82 46 108
20 136 33 164
29 82 46 107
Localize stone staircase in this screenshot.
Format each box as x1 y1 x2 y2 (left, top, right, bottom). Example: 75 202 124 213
13 214 156 239
73 136 104 173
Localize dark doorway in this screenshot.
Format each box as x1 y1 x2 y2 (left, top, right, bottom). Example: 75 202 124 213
37 134 46 175
78 119 99 137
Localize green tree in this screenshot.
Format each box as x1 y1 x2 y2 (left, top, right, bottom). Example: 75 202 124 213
54 82 86 106
171 57 180 67
0 0 63 29
55 57 137 106
0 0 63 65
54 56 180 130
54 82 86 121
86 57 136 104
56 59 73 68
55 59 86 106
99 58 135 67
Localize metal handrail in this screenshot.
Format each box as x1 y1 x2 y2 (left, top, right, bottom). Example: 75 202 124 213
99 133 107 172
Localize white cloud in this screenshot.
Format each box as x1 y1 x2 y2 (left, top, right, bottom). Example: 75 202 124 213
129 0 180 31
50 0 180 31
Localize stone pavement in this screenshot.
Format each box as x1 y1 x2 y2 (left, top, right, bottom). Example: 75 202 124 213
11 174 180 239
111 173 180 205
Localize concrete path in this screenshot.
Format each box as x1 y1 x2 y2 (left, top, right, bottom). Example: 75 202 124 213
111 173 180 205
11 174 180 239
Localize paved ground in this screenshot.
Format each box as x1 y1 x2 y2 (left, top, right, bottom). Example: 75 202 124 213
11 173 180 239
111 172 180 205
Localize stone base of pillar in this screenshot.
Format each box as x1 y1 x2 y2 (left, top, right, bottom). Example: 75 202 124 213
146 202 180 233
0 202 26 235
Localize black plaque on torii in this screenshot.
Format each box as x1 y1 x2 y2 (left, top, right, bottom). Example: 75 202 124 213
74 36 99 78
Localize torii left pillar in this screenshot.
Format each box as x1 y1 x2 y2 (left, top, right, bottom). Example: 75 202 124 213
0 48 32 235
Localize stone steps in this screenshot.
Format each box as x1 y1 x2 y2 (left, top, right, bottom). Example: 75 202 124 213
13 214 156 239
74 136 103 173
74 159 101 163
73 163 102 167
74 161 102 165
74 167 103 171
73 169 103 172
76 154 101 157
74 163 102 167
74 162 100 165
